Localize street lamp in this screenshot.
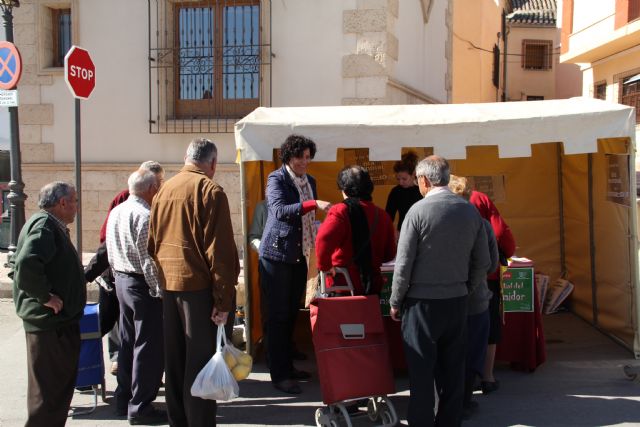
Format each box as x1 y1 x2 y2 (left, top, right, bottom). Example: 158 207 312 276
0 0 26 257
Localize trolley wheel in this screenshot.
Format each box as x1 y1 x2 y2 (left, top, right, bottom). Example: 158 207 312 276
623 365 639 381
335 403 354 427
367 397 380 421
315 407 341 427
377 396 399 427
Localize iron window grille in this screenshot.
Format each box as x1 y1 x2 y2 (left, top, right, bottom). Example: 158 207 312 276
620 74 640 124
52 8 72 68
594 81 607 100
148 0 271 134
521 40 552 71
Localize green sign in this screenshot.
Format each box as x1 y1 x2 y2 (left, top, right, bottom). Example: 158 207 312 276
501 267 534 312
379 271 393 316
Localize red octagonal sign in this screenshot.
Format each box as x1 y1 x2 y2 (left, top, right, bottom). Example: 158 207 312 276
64 46 95 100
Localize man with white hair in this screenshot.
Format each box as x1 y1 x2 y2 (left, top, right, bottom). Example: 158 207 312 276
390 155 490 427
85 160 165 376
149 138 239 426
10 181 85 426
106 169 166 425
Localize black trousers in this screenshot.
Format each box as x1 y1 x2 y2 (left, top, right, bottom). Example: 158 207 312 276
115 272 164 418
98 283 120 360
25 322 80 427
402 296 467 427
163 289 221 427
259 257 306 383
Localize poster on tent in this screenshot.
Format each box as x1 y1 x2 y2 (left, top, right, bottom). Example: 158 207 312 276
606 154 631 207
501 267 534 312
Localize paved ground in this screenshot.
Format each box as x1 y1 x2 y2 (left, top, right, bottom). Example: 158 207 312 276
1 293 639 426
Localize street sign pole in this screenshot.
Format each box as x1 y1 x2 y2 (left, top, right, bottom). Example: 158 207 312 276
0 31 26 259
64 45 95 255
74 98 82 253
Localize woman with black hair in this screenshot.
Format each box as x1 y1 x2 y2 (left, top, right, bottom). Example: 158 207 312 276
385 151 423 235
315 166 397 296
259 134 332 395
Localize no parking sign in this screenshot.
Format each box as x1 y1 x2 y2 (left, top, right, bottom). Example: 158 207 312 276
0 41 22 90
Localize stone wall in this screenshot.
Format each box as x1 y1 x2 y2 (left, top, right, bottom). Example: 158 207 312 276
22 163 243 254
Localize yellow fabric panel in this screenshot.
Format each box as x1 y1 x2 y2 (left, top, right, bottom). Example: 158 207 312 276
561 154 593 323
451 144 562 279
591 142 634 348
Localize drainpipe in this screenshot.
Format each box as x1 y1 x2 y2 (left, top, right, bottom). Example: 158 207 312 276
502 9 508 102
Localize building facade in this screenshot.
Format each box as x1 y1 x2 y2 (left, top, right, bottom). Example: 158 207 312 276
10 0 452 252
560 0 640 130
506 0 581 101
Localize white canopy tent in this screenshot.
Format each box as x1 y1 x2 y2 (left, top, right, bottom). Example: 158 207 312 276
234 97 640 356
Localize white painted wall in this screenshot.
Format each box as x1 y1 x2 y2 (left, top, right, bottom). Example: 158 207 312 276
271 0 350 107
394 0 447 102
39 0 352 165
572 0 614 33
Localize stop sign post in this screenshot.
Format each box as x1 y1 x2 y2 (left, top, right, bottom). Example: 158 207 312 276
64 45 96 253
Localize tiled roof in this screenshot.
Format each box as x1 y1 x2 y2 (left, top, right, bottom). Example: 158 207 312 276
507 0 556 26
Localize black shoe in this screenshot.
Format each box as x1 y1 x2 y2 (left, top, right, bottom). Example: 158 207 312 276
273 379 302 394
292 349 307 361
128 408 168 425
481 380 500 394
289 368 311 380
115 406 127 417
75 385 92 392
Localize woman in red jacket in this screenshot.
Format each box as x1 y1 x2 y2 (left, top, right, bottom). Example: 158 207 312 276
469 190 516 394
316 166 397 295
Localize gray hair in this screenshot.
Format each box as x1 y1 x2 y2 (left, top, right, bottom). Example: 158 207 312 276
140 160 164 175
128 169 158 196
185 138 217 164
38 181 75 209
415 155 450 186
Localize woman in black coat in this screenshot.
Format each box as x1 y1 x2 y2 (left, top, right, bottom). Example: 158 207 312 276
259 134 331 394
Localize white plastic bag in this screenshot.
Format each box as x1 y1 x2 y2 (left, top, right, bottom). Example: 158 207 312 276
190 327 239 401
223 340 253 382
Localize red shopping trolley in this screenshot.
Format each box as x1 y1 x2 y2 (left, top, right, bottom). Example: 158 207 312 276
310 268 398 427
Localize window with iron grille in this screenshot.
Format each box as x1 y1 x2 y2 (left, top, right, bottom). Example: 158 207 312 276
52 9 72 67
522 40 552 71
620 74 640 124
594 82 607 100
148 0 271 134
526 95 544 101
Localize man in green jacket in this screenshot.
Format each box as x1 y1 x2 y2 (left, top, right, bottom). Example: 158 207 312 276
10 181 86 426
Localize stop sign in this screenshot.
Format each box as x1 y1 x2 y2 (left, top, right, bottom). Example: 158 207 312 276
64 46 95 99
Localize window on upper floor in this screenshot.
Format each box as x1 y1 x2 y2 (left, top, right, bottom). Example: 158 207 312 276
629 0 640 22
526 95 544 101
148 0 270 133
39 4 73 70
522 40 552 71
52 8 72 67
594 82 607 100
620 74 640 124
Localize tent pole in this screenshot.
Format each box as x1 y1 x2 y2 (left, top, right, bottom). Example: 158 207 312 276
239 153 253 355
627 138 640 358
588 153 598 326
557 144 566 276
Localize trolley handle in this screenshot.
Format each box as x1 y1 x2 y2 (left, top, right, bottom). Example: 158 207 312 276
320 267 355 297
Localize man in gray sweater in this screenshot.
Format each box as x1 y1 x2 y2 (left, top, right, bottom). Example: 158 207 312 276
390 156 490 427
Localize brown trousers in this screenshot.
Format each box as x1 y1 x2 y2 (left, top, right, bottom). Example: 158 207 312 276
163 289 219 427
25 322 80 427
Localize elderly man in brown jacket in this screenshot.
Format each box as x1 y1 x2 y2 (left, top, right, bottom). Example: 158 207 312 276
148 138 239 427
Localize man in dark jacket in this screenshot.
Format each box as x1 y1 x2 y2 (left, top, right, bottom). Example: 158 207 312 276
10 181 86 426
